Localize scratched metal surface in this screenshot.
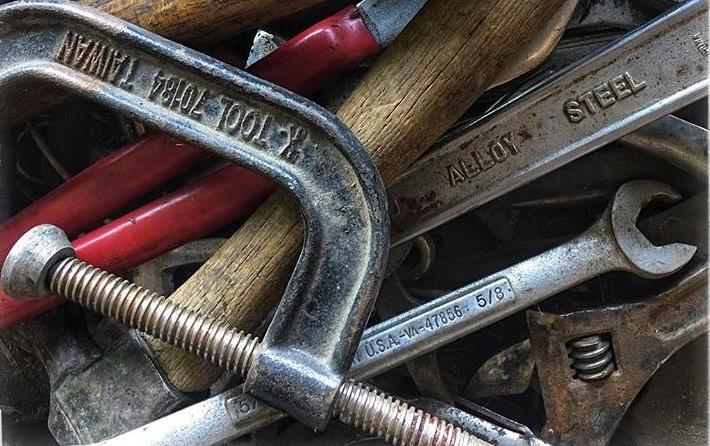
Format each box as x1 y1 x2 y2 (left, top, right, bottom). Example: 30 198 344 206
0 0 707 445
0 0 389 428
388 0 708 245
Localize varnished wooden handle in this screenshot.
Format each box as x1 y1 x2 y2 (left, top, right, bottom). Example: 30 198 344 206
80 0 332 44
148 0 566 392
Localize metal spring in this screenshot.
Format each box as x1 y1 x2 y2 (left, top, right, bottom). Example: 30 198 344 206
567 334 615 381
50 258 260 377
333 381 487 446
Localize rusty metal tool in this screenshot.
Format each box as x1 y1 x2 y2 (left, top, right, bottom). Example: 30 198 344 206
351 180 697 377
232 180 697 441
9 313 187 445
0 0 574 331
0 3 499 443
463 189 708 398
10 0 333 122
0 0 429 330
388 0 708 245
152 0 569 394
4 0 567 277
0 0 392 431
529 264 707 445
1 222 497 446
61 179 697 445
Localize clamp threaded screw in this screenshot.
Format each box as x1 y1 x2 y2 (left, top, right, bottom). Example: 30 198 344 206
334 381 480 446
50 257 259 376
3 225 490 446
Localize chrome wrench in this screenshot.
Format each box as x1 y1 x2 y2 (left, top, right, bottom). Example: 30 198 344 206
89 180 696 446
352 180 696 377
388 0 708 245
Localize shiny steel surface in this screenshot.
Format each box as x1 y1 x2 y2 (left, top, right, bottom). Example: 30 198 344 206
1 224 74 298
567 335 616 381
388 0 708 245
352 180 696 378
51 257 261 376
78 180 697 445
3 225 493 446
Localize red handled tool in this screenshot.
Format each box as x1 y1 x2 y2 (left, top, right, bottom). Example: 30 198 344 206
247 0 428 94
0 0 427 329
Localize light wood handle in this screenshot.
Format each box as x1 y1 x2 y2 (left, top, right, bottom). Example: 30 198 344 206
148 0 566 392
80 0 332 44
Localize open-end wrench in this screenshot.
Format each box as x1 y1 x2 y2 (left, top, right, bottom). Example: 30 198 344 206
351 179 697 377
388 0 708 245
82 179 696 445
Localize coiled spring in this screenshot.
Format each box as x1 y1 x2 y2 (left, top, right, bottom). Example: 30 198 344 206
567 334 615 381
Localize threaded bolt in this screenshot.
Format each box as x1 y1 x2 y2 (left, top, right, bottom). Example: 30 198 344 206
50 258 259 376
334 381 487 446
2 225 491 446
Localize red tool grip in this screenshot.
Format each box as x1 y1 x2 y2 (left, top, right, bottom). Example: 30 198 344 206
0 165 274 329
0 5 380 328
73 165 275 273
0 132 209 328
249 5 380 95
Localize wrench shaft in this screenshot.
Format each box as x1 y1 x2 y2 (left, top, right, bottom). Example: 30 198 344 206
389 0 708 245
352 222 619 378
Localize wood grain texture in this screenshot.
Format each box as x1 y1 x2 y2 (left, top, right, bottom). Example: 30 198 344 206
148 0 566 392
81 0 331 44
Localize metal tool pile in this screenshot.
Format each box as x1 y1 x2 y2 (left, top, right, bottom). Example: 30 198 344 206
0 0 706 445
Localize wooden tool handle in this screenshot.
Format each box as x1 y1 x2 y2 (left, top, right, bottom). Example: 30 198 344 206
80 0 332 44
149 0 567 392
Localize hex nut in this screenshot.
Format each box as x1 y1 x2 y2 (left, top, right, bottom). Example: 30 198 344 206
1 224 75 299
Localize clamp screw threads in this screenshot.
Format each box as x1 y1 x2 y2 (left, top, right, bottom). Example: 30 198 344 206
46 256 488 446
51 257 260 376
334 381 486 446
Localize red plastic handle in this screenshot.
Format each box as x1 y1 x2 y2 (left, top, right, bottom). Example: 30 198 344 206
249 5 380 95
0 132 210 327
74 165 275 273
0 4 380 329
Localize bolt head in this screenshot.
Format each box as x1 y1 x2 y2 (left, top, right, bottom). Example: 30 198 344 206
1 224 74 299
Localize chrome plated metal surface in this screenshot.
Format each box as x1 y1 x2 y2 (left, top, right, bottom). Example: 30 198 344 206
388 0 708 245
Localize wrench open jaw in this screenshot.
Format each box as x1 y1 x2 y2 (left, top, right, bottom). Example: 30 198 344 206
609 180 697 277
352 179 698 379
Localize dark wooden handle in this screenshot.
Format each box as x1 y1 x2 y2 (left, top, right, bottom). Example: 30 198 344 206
80 0 332 44
148 0 567 392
